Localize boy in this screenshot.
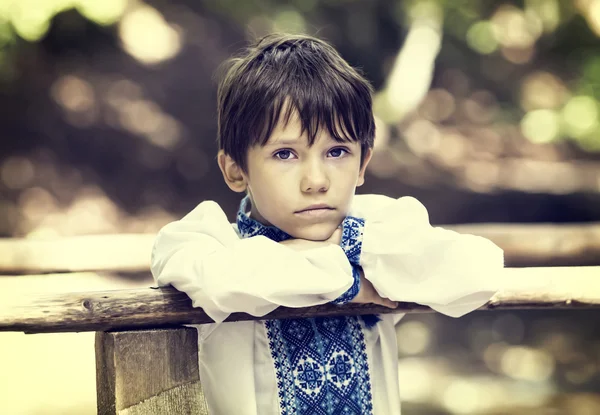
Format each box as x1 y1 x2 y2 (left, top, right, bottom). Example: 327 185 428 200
151 33 503 415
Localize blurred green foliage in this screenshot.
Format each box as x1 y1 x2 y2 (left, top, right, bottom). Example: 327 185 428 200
0 0 599 151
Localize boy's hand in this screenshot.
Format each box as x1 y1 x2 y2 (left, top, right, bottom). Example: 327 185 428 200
352 270 398 309
279 228 342 251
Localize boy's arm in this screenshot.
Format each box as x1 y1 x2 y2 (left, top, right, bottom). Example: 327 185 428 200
151 201 354 323
351 195 504 317
279 229 398 309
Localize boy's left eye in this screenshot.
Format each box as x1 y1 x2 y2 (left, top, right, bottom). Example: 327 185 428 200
328 148 348 158
274 149 297 160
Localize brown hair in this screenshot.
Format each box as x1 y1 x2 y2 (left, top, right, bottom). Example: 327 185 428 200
216 33 375 171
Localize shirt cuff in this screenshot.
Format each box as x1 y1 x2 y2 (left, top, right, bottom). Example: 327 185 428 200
331 266 361 305
340 216 365 266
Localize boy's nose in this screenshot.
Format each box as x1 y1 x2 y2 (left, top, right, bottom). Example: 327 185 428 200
301 162 329 193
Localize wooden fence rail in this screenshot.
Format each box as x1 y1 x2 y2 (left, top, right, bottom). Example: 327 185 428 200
1 266 599 334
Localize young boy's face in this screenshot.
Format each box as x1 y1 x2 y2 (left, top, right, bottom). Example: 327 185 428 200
219 113 372 241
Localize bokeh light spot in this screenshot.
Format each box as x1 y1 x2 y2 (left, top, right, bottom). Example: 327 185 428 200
492 5 539 49
442 379 481 414
526 0 560 33
520 71 568 111
418 89 456 122
273 9 306 34
397 321 431 355
521 109 561 143
466 21 498 54
51 75 95 113
404 119 441 156
1 156 35 189
561 96 599 138
500 346 555 381
119 5 182 65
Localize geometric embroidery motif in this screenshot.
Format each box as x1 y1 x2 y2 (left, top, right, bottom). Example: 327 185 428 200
326 349 356 390
265 317 374 415
340 216 365 266
334 217 380 327
330 217 365 305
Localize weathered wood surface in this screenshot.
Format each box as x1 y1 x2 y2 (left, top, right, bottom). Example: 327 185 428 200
96 328 209 415
1 286 414 334
1 267 599 334
1 223 599 274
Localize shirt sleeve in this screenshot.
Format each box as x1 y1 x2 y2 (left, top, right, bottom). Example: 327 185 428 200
151 201 354 323
353 195 504 317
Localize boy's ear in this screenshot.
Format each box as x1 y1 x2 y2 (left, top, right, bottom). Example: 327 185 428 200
356 148 373 187
217 150 248 192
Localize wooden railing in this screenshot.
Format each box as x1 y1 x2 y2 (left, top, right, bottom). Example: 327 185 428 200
2 266 600 334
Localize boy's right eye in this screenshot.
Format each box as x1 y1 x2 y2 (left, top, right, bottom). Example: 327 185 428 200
274 150 296 160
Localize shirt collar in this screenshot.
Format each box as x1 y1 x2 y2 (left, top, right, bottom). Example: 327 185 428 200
236 195 292 242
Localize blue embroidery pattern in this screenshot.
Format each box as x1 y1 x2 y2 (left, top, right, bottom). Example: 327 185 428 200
340 216 365 265
265 317 373 415
340 216 381 328
331 216 365 305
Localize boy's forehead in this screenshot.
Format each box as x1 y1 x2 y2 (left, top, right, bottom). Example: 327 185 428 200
264 114 353 146
266 116 304 144
265 126 334 147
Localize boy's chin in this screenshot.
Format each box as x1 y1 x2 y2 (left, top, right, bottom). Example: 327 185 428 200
286 223 339 242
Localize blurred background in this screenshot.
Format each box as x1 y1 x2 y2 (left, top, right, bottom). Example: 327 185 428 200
0 0 599 414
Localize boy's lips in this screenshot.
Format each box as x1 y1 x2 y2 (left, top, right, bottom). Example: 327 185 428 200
295 204 336 218
295 204 334 212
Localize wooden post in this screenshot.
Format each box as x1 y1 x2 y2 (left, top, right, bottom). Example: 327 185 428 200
95 327 209 415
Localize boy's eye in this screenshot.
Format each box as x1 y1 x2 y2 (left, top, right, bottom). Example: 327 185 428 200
274 150 296 160
328 147 348 158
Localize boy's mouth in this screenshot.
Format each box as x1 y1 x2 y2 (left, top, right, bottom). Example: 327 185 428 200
295 204 335 217
296 204 334 212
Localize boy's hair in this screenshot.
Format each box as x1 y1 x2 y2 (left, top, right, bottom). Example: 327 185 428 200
217 33 375 172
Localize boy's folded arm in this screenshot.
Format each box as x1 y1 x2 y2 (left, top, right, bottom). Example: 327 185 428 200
151 201 354 323
354 195 505 317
